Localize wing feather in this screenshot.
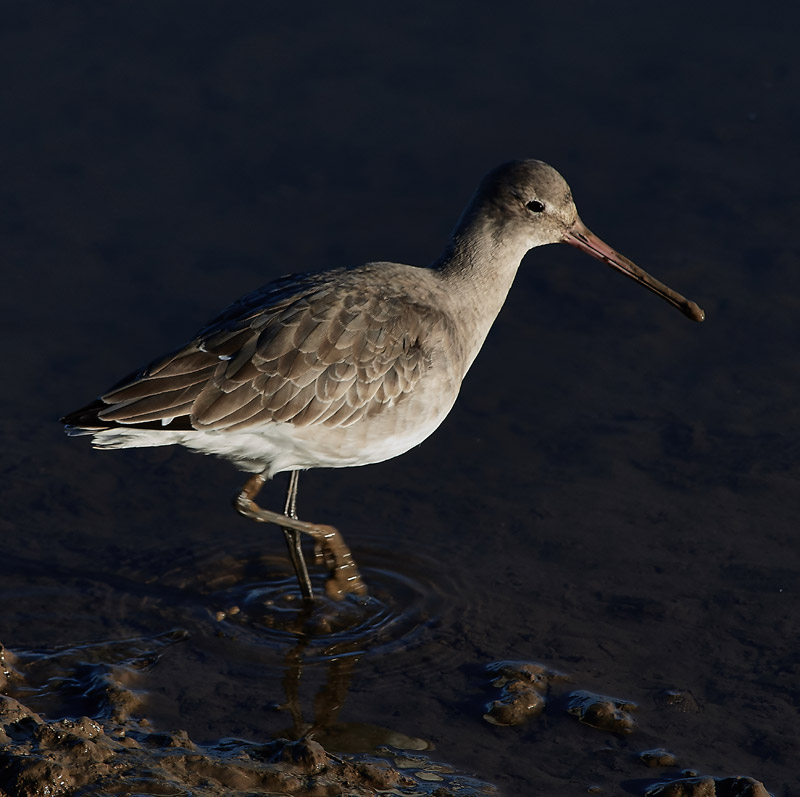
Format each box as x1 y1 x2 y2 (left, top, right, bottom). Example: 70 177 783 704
148 351 213 377
193 381 261 427
99 382 206 421
72 268 457 434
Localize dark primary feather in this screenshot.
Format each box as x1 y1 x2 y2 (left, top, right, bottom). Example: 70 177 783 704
64 266 454 434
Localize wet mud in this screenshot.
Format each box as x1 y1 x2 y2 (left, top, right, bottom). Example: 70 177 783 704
3 1 798 795
1 635 496 796
0 632 777 796
644 776 770 797
0 613 778 797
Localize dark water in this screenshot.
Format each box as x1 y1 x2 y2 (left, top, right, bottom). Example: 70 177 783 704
2 2 798 794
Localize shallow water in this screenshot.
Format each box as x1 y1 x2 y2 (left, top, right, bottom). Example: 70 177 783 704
2 2 798 794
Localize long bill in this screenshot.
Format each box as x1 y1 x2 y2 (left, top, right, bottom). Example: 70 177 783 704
564 219 705 322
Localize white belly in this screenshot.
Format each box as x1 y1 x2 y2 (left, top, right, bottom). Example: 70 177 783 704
85 382 458 478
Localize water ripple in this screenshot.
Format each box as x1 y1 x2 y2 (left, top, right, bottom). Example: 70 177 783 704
158 544 471 670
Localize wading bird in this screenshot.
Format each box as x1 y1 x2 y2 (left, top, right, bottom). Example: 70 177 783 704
63 160 704 600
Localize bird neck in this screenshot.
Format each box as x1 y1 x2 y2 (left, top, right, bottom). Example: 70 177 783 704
432 214 530 373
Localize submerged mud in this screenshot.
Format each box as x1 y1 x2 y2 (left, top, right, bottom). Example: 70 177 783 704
478 660 773 796
0 634 497 796
644 775 771 797
0 696 500 796
0 696 496 797
1 638 775 796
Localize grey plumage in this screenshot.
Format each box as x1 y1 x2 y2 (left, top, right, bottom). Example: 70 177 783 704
68 265 459 438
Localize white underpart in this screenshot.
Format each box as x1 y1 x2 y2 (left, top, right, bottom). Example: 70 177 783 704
79 408 449 478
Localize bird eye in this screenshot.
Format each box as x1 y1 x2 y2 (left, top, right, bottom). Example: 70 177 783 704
526 199 545 213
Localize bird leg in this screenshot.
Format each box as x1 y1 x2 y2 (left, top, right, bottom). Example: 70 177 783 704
282 470 314 601
234 473 368 601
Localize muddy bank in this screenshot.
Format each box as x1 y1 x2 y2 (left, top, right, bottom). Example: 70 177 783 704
0 636 497 796
0 635 775 796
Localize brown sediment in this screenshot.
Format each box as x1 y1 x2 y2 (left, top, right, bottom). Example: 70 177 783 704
0 636 498 796
482 661 641 735
644 774 771 796
0 695 498 797
483 660 567 726
653 689 701 714
639 748 679 768
480 659 773 793
565 689 637 734
0 643 20 692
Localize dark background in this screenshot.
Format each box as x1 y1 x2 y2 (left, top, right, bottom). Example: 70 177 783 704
1 2 798 794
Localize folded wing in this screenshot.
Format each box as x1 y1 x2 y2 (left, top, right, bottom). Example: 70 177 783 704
65 272 451 433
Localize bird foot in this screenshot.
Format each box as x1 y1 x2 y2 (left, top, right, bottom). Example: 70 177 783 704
312 529 368 601
234 480 367 601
